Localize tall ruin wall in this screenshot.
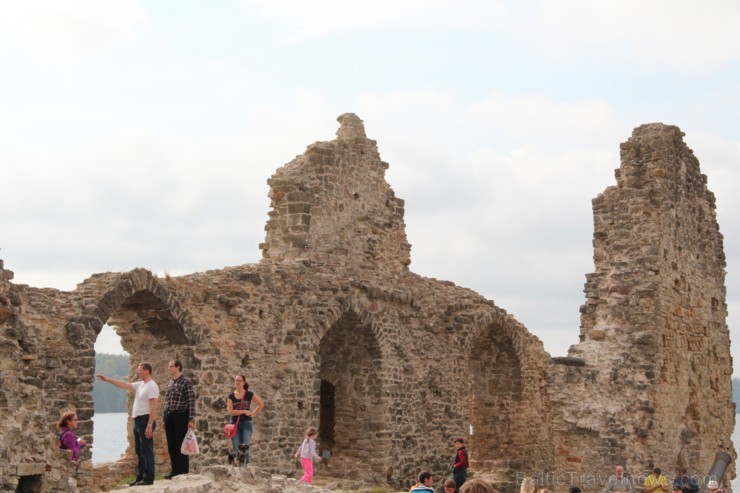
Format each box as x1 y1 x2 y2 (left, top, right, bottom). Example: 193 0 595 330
547 124 735 485
0 115 733 492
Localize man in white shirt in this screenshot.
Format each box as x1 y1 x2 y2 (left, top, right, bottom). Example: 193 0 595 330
97 362 159 486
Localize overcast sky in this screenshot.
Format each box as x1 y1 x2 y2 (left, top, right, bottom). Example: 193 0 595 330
1 1 739 373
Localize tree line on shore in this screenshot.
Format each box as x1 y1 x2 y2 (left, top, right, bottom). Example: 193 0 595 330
93 353 129 413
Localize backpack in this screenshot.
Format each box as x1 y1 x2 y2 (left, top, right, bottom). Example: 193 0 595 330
58 429 72 448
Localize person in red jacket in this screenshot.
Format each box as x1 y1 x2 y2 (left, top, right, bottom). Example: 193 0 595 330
452 437 469 493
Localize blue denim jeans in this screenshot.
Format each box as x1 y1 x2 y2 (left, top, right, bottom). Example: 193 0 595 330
230 420 253 464
133 416 156 481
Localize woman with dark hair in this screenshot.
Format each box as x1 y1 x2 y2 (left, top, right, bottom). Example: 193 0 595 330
226 374 264 465
57 411 86 464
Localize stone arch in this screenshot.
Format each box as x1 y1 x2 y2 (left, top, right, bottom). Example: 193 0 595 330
73 269 201 344
464 310 552 477
65 269 201 478
315 298 392 481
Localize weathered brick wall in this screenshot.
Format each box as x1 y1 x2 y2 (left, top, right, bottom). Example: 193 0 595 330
0 116 733 492
0 261 92 491
261 113 411 272
547 124 735 488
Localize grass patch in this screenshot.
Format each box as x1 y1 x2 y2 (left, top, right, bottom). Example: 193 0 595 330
121 472 167 485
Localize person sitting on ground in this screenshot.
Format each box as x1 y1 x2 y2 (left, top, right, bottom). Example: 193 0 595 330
460 478 498 493
645 467 669 493
605 465 633 493
672 469 698 493
57 410 86 464
410 471 435 493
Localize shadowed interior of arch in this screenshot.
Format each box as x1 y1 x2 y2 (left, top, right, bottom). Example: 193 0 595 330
318 310 386 478
110 291 188 345
468 324 524 475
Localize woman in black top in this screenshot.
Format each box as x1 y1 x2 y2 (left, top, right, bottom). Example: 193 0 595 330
226 374 264 465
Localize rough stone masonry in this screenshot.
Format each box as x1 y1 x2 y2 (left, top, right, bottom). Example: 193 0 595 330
0 114 734 492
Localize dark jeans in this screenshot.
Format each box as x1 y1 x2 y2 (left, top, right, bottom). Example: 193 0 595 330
133 415 156 482
453 469 467 493
164 411 190 476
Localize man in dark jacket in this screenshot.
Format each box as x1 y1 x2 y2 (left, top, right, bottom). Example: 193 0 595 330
672 469 699 493
452 438 469 493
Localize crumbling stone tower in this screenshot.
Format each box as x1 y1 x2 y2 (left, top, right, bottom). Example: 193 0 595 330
261 112 411 271
548 124 735 483
0 116 734 492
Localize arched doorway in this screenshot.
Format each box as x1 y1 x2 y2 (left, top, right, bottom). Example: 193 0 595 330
469 326 526 472
318 310 388 479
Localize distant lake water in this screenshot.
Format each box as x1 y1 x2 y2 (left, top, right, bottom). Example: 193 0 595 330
91 412 740 486
92 412 128 464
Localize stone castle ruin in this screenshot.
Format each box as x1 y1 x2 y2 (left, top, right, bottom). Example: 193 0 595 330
0 114 734 492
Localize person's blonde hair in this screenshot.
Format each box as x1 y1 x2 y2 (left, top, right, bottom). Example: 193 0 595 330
536 489 552 493
520 477 536 493
57 410 77 430
460 478 497 493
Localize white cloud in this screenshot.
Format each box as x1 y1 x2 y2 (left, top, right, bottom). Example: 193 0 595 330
243 0 740 70
243 0 508 42
464 93 623 150
509 0 740 70
95 325 127 355
0 96 346 290
0 0 147 65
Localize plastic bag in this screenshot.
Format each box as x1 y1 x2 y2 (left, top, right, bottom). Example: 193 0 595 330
181 429 200 455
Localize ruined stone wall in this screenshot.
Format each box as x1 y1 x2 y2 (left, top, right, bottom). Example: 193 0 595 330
0 261 93 491
261 113 411 272
547 124 735 488
0 116 733 493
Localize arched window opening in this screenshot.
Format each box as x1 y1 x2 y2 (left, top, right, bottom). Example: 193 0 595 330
86 286 192 488
92 324 130 465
